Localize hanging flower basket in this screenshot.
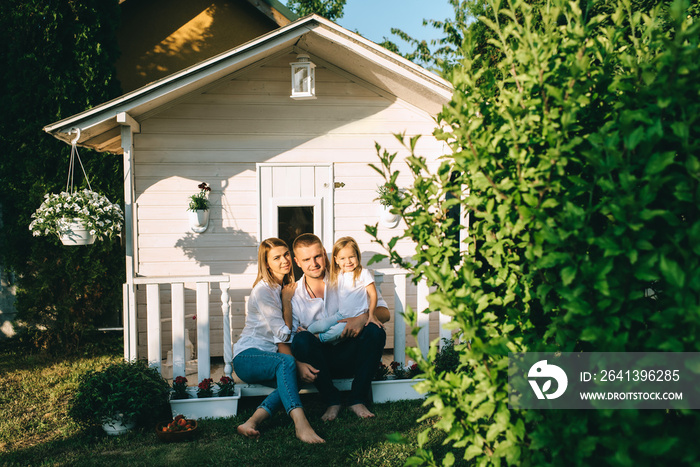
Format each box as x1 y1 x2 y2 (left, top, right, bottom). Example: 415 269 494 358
58 218 96 246
29 129 123 245
29 189 123 244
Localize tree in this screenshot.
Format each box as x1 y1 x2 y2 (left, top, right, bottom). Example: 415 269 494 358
0 0 124 349
286 0 346 21
370 0 700 464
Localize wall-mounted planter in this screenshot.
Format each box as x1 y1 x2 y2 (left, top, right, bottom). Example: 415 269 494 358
378 205 400 229
170 386 240 420
371 378 426 403
188 209 209 233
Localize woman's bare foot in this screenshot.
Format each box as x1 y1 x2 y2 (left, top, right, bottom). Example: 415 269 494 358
349 403 375 418
237 421 261 439
237 407 269 439
289 407 325 444
295 425 325 444
321 404 341 421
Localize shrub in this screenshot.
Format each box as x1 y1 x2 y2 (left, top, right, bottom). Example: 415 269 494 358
69 360 171 428
369 0 700 464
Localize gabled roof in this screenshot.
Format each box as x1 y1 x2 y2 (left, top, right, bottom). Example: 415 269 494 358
244 0 298 26
44 14 453 154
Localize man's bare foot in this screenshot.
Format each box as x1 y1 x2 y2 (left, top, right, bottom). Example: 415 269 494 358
349 403 375 418
296 425 325 444
237 421 261 439
321 404 341 421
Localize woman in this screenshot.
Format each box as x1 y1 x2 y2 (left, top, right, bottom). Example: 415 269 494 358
233 238 324 444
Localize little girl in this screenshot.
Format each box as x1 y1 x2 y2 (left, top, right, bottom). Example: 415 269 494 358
307 236 382 343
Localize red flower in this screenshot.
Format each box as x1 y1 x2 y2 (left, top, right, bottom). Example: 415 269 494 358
198 378 213 390
390 361 401 370
174 376 187 385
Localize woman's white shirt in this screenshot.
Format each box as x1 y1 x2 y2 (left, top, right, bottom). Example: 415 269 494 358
233 280 291 358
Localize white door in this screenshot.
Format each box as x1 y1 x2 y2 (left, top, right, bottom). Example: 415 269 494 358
258 164 333 277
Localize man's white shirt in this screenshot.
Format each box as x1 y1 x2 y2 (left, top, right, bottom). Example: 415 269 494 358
291 273 387 340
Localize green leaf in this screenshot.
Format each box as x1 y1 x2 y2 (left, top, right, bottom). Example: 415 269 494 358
645 151 675 175
464 444 484 461
561 266 577 286
659 255 685 288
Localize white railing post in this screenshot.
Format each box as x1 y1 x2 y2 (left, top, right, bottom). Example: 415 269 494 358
220 280 232 378
146 284 162 371
171 283 186 378
122 284 130 361
196 282 210 383
393 273 407 365
416 278 430 358
439 313 453 347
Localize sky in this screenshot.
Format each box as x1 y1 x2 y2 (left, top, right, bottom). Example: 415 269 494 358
309 0 456 54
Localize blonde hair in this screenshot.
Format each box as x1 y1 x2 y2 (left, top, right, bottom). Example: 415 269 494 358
330 236 362 285
253 238 294 288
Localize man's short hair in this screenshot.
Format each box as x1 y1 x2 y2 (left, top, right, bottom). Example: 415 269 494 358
292 233 323 253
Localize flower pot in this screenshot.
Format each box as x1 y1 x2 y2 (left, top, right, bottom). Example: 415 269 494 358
188 209 209 233
58 218 96 246
102 414 136 435
378 205 400 229
371 378 426 403
156 419 198 442
170 386 240 420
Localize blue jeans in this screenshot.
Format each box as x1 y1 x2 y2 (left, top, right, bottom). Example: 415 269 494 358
291 323 386 407
233 348 303 416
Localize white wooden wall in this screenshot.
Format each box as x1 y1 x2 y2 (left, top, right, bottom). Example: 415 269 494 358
132 52 448 358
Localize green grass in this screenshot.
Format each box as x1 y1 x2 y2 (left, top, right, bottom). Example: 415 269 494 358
0 335 448 466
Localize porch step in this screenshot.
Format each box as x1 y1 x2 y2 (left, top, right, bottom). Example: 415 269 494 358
238 378 354 397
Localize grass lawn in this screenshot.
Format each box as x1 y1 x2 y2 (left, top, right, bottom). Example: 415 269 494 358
0 334 448 466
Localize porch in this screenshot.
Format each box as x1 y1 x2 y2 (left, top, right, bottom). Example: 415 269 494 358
123 268 452 394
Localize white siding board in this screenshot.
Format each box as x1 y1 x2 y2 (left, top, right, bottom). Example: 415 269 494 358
138 233 258 248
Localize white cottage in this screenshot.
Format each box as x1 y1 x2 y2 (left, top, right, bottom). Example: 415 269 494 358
44 14 453 382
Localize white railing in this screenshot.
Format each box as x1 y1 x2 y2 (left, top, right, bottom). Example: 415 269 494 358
126 275 233 383
123 269 452 382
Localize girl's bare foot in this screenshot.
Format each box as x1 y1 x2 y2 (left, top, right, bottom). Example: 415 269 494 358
349 403 375 418
321 404 341 421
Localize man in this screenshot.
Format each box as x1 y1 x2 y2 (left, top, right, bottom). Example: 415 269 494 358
286 233 390 420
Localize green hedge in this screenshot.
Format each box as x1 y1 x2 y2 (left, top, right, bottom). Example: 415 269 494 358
369 0 700 464
0 0 124 349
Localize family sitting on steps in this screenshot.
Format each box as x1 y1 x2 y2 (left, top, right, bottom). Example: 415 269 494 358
232 234 389 444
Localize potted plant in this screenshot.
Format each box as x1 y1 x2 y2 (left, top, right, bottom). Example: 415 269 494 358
376 183 401 228
169 375 241 420
216 376 236 397
371 360 426 403
172 376 189 400
197 377 214 398
69 361 171 435
187 182 211 233
29 189 123 245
